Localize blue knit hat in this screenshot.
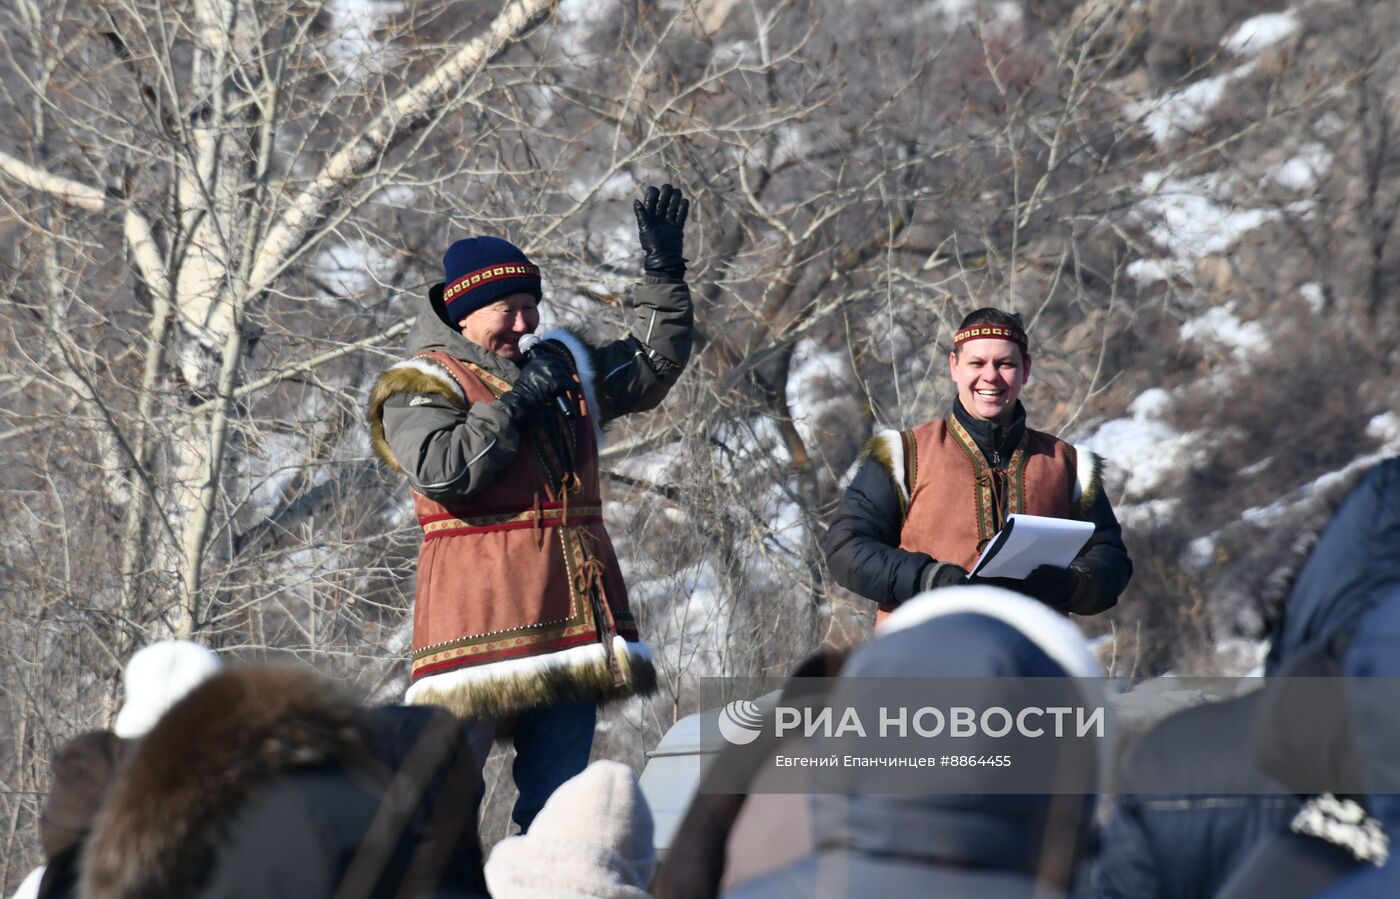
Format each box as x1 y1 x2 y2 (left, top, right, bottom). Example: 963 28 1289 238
442 236 542 325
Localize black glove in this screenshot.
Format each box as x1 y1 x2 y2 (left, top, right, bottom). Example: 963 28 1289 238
1022 564 1080 608
633 183 689 279
497 352 574 423
977 564 1082 611
919 562 970 592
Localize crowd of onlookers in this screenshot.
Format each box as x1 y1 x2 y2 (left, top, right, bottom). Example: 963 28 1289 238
12 457 1400 898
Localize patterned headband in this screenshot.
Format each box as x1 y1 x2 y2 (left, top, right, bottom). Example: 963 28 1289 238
953 323 1028 354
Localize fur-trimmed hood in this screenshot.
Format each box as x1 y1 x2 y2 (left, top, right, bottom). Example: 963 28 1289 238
1206 457 1399 660
81 666 366 899
1260 458 1400 671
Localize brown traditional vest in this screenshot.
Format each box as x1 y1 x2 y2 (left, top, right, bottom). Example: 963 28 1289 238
881 415 1081 617
404 350 642 714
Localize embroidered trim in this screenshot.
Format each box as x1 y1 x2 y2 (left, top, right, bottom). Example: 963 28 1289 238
443 263 540 305
452 357 511 397
1007 429 1031 519
953 323 1027 352
413 627 597 676
946 416 1032 546
420 504 603 538
947 416 995 549
901 429 918 505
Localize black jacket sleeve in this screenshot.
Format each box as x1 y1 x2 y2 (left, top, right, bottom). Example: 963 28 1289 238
1068 490 1133 615
823 456 936 607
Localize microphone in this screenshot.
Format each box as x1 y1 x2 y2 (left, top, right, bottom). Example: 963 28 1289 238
518 334 576 420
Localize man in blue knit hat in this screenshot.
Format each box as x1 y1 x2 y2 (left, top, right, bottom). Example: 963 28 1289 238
368 185 693 830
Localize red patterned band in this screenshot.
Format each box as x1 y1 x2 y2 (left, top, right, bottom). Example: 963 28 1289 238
953 324 1028 353
444 262 541 304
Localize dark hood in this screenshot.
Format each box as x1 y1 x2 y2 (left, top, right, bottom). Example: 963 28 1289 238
1343 585 1400 824
1266 458 1400 672
808 589 1102 879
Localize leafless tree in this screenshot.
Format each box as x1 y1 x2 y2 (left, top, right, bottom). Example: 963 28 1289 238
5 0 1392 876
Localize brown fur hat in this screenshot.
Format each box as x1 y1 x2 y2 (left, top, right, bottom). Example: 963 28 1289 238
80 665 363 899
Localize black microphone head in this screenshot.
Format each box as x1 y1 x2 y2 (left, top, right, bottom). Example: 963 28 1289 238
517 333 542 355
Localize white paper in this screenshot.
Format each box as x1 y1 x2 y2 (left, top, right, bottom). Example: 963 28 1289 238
970 513 1095 579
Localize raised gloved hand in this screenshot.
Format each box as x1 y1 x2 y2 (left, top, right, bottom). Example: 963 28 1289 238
633 183 689 280
919 562 970 592
498 351 574 424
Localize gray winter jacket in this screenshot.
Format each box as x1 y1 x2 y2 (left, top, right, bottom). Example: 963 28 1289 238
369 277 692 501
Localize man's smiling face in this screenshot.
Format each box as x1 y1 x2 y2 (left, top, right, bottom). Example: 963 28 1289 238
949 338 1031 425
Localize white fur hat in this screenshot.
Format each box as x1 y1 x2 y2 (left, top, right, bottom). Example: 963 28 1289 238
485 760 655 899
113 640 224 738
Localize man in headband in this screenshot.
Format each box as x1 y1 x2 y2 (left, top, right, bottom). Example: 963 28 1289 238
824 307 1132 619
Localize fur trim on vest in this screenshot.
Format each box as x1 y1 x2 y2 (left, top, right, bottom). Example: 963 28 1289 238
406 637 655 719
367 357 470 474
81 667 363 899
864 427 1104 522
540 327 607 449
1068 443 1104 519
865 430 911 515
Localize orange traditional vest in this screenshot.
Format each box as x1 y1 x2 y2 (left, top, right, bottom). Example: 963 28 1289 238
403 350 642 714
877 415 1083 619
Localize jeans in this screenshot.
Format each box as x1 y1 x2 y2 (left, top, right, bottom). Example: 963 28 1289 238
466 696 597 832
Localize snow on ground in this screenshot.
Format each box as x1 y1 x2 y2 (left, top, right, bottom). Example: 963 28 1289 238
1270 143 1332 192
1179 302 1268 361
608 440 684 489
314 238 398 301
1129 6 1299 148
1368 411 1400 443
1185 534 1216 570
1212 418 1400 547
628 560 732 679
244 432 306 516
1128 172 1305 284
1223 10 1300 56
1079 388 1199 499
1299 282 1326 313
786 339 849 454
554 0 615 59
1139 172 1276 257
1213 638 1269 676
325 0 403 80
1129 61 1257 146
928 0 1022 31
